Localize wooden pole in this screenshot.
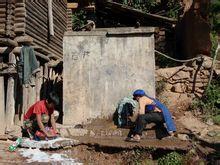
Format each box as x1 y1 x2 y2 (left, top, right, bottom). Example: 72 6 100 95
43 63 48 98
28 85 36 108
5 53 16 131
36 66 43 101
0 76 5 134
48 0 54 36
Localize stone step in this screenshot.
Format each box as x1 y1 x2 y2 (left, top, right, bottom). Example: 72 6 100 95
58 126 167 139
73 136 192 151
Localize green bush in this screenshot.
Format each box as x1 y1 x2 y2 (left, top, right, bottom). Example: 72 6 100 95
213 115 220 125
158 152 182 165
210 0 220 32
192 80 220 120
72 10 87 31
210 31 218 58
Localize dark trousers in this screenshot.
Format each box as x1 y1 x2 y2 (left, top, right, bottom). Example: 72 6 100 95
128 112 167 138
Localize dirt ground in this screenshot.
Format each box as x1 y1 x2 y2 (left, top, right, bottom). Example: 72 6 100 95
0 104 219 164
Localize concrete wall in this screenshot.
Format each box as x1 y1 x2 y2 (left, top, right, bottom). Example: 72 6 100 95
63 27 155 125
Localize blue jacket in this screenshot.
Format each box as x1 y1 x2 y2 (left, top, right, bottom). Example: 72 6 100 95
146 95 176 132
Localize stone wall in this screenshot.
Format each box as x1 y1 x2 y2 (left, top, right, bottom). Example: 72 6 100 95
156 56 220 109
63 27 155 125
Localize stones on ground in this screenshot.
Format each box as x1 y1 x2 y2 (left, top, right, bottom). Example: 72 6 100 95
59 128 69 138
0 135 8 141
89 130 95 137
177 133 190 141
207 130 220 137
202 57 212 69
5 125 22 138
206 118 214 126
171 83 185 93
199 128 209 137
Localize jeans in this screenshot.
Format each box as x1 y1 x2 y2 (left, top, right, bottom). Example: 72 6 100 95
128 112 167 138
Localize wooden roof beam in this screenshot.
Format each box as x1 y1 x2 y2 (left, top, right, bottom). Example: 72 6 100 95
67 3 78 9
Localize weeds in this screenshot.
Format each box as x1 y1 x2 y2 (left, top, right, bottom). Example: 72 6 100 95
158 152 182 165
210 31 218 58
192 80 220 124
156 79 166 95
72 10 87 31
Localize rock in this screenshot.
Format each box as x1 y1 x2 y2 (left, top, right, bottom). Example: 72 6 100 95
0 135 8 141
207 131 217 137
89 130 96 137
177 134 190 141
74 124 83 129
206 118 214 126
156 66 185 79
200 70 210 76
5 125 22 138
171 83 185 93
163 83 173 91
195 88 204 94
173 71 190 80
68 128 88 137
199 128 209 137
59 128 69 137
202 57 212 69
182 67 194 72
214 69 220 76
195 92 203 98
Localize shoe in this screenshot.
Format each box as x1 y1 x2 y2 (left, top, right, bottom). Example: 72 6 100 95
125 136 140 143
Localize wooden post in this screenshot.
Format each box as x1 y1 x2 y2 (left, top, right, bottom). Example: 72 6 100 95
36 66 43 101
0 76 5 134
5 53 16 131
48 0 54 36
27 85 36 108
22 85 28 118
43 63 48 98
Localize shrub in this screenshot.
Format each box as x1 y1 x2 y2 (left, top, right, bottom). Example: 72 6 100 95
72 10 87 31
213 115 220 125
210 31 218 58
158 152 182 165
192 80 220 121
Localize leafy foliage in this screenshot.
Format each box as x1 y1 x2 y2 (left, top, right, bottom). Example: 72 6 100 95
192 80 220 122
210 31 218 58
117 0 181 18
213 115 220 125
158 152 182 165
72 10 87 31
210 0 220 32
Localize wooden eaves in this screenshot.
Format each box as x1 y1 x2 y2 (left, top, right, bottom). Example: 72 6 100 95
96 1 177 27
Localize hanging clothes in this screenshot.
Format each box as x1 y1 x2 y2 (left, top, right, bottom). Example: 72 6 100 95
115 96 137 127
18 46 40 86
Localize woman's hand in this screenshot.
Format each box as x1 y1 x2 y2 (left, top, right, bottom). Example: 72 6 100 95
154 107 162 113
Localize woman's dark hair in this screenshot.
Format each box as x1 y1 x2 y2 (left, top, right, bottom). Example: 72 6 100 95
47 91 59 106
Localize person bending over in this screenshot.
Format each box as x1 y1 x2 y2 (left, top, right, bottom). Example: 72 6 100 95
23 91 60 140
126 89 176 142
